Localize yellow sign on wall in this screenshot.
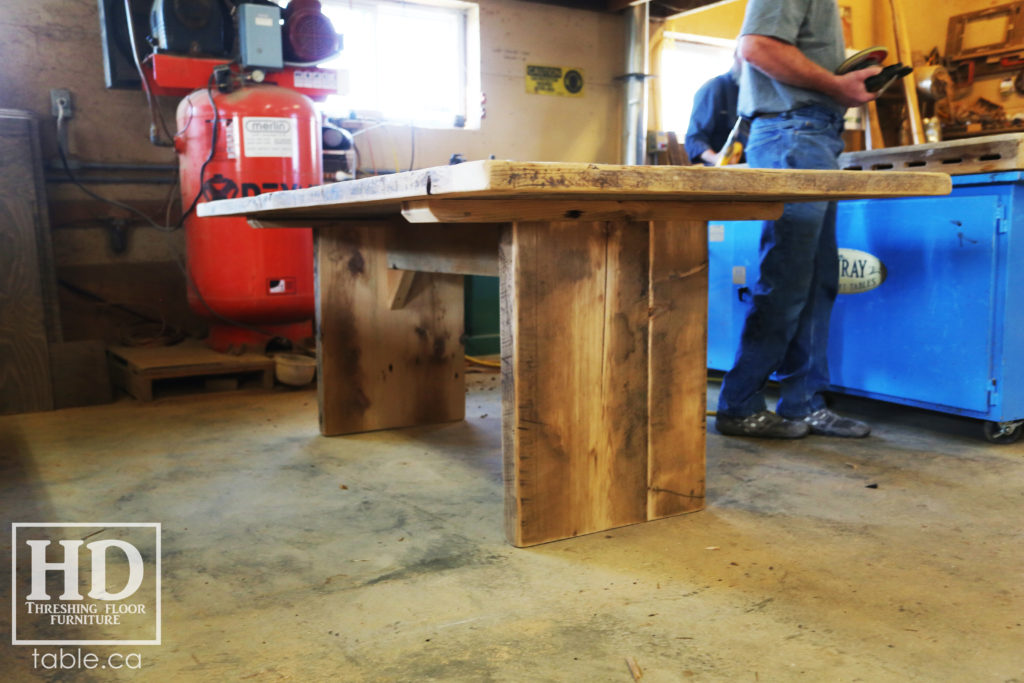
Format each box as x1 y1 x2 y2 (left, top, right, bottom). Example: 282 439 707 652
525 65 585 97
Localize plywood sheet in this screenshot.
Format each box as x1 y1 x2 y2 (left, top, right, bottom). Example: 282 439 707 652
49 340 113 409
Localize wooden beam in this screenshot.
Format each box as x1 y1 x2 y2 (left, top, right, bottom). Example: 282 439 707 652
887 0 925 145
666 131 686 165
606 0 725 14
386 270 417 310
607 0 647 12
401 199 782 224
248 218 378 229
865 101 886 150
386 222 500 277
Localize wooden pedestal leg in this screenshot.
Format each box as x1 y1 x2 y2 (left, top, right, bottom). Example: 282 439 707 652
647 219 707 519
315 224 466 436
501 219 652 546
500 218 708 546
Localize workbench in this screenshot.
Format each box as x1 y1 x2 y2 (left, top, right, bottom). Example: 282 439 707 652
198 161 949 546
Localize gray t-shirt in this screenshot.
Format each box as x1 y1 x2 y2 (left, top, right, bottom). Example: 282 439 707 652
737 0 846 118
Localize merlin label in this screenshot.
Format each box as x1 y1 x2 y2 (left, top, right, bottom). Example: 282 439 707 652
242 117 298 157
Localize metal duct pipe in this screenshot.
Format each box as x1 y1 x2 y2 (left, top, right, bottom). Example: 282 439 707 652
48 160 178 172
45 175 176 185
76 162 178 171
621 2 649 166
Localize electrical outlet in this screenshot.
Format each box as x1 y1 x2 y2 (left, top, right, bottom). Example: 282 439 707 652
50 88 73 118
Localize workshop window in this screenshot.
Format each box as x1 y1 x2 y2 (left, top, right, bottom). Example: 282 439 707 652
317 0 481 129
659 33 736 138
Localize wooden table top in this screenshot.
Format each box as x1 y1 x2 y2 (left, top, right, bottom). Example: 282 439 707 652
197 160 952 222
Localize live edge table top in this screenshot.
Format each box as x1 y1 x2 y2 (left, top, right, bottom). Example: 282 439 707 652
197 160 951 223
197 160 950 547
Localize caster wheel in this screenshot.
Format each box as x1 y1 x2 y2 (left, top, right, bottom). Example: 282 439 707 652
983 421 1023 444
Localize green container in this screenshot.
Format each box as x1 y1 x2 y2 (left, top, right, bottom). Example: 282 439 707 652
464 275 499 356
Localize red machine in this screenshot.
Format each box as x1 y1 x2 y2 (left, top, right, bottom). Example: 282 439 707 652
283 0 341 63
140 0 341 353
174 82 321 352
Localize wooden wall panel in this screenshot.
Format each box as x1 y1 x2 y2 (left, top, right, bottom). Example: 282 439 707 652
0 111 59 414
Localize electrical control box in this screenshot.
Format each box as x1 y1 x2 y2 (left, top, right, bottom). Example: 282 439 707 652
238 3 283 70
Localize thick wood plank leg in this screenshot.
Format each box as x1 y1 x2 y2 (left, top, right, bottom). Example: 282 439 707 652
315 224 465 436
647 220 708 518
501 220 650 546
0 114 57 414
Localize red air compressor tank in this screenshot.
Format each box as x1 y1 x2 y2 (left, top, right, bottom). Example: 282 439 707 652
175 84 321 352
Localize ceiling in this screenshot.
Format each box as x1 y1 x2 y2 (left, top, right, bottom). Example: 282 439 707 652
522 0 729 20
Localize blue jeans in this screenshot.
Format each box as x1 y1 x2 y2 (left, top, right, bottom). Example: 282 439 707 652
717 106 846 419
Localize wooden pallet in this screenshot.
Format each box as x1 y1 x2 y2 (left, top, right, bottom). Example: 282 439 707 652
838 133 1024 175
108 341 275 401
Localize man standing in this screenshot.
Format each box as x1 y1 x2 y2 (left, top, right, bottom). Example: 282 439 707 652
714 0 881 439
684 52 740 165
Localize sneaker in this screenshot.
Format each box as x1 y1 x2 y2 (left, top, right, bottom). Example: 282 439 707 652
799 408 871 438
715 411 810 439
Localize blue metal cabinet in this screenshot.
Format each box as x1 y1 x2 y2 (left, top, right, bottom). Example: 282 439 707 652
708 172 1024 441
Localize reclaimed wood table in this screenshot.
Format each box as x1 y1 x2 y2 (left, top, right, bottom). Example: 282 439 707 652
199 161 950 546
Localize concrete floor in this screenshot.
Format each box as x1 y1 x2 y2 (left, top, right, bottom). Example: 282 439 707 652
1 369 1023 682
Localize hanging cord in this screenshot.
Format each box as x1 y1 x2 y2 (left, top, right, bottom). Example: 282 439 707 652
51 74 220 234
58 279 184 347
350 121 385 175
176 253 290 345
52 50 292 349
55 100 178 233
123 0 175 145
51 53 225 232
171 72 292 345
57 69 286 347
177 82 222 226
164 174 181 228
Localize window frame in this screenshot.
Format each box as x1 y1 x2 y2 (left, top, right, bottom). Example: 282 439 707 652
317 0 481 130
658 32 736 140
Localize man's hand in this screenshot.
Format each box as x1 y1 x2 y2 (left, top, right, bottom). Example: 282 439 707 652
739 34 881 108
829 67 882 108
700 149 721 165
